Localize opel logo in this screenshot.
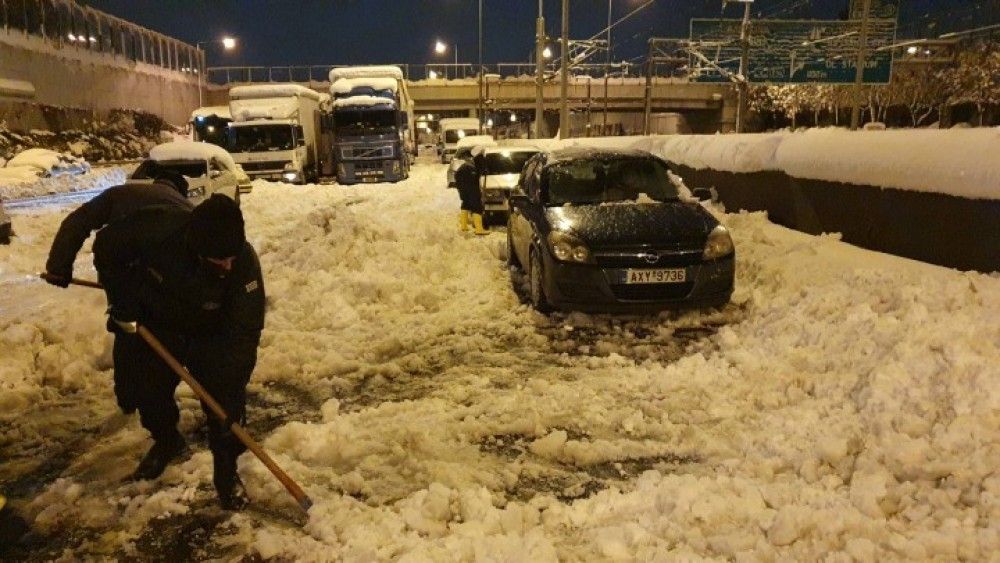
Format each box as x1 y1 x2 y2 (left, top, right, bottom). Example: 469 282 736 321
639 252 659 264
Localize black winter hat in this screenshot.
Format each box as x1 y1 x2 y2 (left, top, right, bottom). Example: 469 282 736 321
155 170 189 197
187 194 246 258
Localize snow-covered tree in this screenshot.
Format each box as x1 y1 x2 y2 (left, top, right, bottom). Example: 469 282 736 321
939 40 1000 126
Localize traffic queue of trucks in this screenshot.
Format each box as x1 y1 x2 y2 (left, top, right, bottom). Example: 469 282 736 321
189 65 416 186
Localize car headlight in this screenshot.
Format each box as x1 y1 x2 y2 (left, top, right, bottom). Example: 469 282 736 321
282 171 299 182
703 225 734 260
548 231 593 264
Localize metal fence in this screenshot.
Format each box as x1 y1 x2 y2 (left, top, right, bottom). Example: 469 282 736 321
207 62 646 86
0 0 203 75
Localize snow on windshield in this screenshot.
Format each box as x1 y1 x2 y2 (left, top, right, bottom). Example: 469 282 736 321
546 157 679 205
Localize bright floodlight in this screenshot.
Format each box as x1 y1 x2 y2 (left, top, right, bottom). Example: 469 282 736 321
486 118 494 127
435 40 448 54
542 46 553 59
222 37 237 50
429 70 439 79
906 46 918 55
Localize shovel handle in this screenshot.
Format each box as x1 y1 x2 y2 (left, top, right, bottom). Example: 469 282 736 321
39 272 104 289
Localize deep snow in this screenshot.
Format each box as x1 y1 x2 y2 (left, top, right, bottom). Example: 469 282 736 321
0 159 997 560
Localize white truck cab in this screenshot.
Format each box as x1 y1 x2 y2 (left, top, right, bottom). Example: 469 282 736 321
438 117 481 163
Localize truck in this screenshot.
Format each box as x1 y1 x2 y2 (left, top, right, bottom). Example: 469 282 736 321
438 117 481 163
227 84 322 184
327 66 415 184
190 106 232 148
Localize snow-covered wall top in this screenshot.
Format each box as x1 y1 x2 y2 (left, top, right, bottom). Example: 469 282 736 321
329 66 405 82
330 77 398 95
331 95 398 110
568 129 1000 201
230 84 321 101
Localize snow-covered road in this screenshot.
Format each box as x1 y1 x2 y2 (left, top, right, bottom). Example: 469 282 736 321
1 160 997 560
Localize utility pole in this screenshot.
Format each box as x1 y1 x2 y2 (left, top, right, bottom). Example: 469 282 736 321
559 0 570 138
603 0 611 134
850 0 872 130
478 0 485 134
535 0 546 139
735 0 751 133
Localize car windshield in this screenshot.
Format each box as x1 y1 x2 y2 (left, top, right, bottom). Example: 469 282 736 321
334 107 397 136
484 151 537 175
229 124 294 153
445 129 478 144
544 157 678 206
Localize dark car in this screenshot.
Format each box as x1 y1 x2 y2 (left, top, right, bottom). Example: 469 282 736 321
507 147 735 313
0 198 10 244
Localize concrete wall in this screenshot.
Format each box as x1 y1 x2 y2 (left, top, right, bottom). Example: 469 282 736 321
1 31 200 128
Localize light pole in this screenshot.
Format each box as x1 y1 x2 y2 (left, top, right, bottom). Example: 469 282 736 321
478 0 484 134
603 0 611 133
559 0 569 138
196 36 237 108
535 0 546 138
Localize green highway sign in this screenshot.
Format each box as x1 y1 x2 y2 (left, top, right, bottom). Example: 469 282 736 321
690 18 897 84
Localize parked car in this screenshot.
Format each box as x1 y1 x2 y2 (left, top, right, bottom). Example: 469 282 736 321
446 135 496 187
507 147 735 313
0 198 11 244
478 145 540 223
132 141 251 205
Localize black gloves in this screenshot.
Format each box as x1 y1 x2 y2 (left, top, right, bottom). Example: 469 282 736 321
106 306 138 334
44 271 71 288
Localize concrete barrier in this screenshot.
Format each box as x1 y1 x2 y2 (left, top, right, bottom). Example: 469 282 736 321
674 165 1000 273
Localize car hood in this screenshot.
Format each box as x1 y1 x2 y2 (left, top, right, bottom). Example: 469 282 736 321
544 201 715 248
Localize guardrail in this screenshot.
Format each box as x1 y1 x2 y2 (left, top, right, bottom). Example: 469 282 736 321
1 0 203 76
206 62 648 86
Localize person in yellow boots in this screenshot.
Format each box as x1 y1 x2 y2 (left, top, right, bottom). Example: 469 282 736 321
455 154 487 236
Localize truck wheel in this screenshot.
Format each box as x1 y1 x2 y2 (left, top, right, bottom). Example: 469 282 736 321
528 249 552 313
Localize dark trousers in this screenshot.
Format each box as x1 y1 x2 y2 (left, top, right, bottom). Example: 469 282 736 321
112 331 248 461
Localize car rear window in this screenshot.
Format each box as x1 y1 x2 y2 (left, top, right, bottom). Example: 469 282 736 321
484 151 538 175
544 157 678 206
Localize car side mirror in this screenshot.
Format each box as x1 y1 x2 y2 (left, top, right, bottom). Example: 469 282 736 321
692 187 715 202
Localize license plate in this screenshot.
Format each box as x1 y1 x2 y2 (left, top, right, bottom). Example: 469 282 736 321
362 177 379 183
624 269 687 284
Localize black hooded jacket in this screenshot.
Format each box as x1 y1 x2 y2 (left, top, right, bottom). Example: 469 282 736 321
46 181 191 280
92 205 265 380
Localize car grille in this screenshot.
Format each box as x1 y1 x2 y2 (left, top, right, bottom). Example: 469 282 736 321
240 161 288 172
594 249 704 269
610 282 694 301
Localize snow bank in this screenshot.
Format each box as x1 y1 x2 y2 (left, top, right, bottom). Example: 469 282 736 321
0 166 126 199
7 148 90 176
329 66 405 82
230 84 321 101
331 95 397 110
568 128 1000 200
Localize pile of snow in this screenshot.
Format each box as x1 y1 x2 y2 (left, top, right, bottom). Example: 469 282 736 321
0 148 91 188
567 128 1000 200
331 95 398 110
329 66 405 82
0 166 127 200
1 161 996 559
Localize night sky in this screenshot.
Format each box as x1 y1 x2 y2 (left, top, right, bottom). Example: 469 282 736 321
82 0 971 67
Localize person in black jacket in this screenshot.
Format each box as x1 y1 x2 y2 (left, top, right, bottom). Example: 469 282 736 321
47 192 264 510
455 153 487 235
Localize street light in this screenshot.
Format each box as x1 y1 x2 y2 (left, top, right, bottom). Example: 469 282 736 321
542 46 553 59
196 36 238 108
434 39 458 65
428 70 439 79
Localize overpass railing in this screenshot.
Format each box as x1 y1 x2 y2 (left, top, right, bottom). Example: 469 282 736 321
1 0 203 76
207 62 649 86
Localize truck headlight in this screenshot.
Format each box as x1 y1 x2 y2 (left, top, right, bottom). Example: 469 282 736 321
548 231 593 264
703 225 734 260
283 171 299 182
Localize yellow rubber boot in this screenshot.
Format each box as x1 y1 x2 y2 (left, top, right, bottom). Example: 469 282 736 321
458 210 471 232
472 213 487 236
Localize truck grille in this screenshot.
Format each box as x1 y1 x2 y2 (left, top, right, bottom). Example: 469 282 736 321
340 144 394 160
240 161 288 172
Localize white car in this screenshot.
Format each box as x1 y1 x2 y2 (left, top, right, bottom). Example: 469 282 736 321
446 135 496 187
133 141 252 205
478 145 540 222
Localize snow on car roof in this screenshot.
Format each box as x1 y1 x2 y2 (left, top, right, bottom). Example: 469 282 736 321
149 141 238 170
331 95 398 109
456 135 496 149
191 106 232 120
329 66 405 82
230 84 321 101
482 144 540 154
330 77 399 95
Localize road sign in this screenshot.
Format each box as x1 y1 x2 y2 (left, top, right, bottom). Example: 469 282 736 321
690 18 897 84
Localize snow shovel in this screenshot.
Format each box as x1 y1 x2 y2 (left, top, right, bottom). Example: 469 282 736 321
38 273 314 513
